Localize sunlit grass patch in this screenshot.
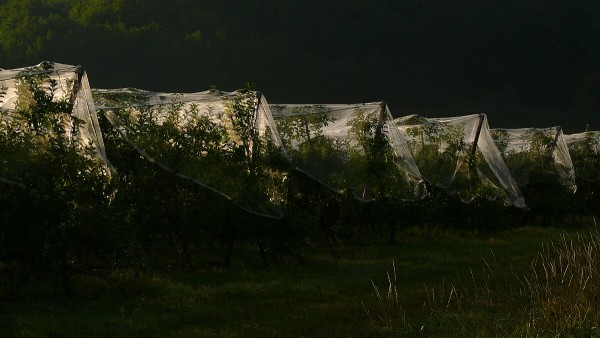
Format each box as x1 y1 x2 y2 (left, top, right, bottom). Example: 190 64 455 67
364 226 600 337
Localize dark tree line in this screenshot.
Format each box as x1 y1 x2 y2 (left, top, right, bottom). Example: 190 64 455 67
1 0 599 131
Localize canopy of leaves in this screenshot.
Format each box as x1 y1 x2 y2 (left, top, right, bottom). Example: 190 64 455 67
96 88 288 218
0 63 113 273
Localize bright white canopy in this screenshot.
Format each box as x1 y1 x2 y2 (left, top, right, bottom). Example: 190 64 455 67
396 114 526 208
94 88 289 218
271 102 425 201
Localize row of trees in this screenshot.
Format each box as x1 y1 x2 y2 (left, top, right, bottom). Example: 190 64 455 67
272 104 421 202
95 88 289 218
1 64 599 298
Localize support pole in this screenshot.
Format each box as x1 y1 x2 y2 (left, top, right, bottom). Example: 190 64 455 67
304 107 312 142
69 66 85 107
249 91 263 174
471 114 485 157
362 102 388 200
376 101 387 136
253 92 262 140
553 126 562 148
254 92 262 116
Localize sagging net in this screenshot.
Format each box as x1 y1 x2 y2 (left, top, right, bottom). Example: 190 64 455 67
490 127 576 193
0 62 111 189
93 88 289 218
270 102 425 201
564 131 600 182
395 114 526 208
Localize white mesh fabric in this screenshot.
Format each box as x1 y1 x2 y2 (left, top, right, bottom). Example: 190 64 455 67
1 63 79 107
490 127 576 193
271 102 425 201
565 132 600 153
76 71 110 165
564 131 600 182
0 62 111 181
255 95 290 162
381 105 424 186
476 121 527 208
395 114 526 208
94 88 289 218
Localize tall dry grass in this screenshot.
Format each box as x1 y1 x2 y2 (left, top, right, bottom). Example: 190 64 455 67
362 261 408 332
364 226 600 336
517 229 600 336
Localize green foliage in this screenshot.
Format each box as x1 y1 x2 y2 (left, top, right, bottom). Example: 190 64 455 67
0 63 114 292
347 107 415 201
274 105 333 148
100 88 287 218
521 129 558 182
273 104 349 193
275 104 415 204
68 0 123 27
222 88 289 210
224 89 290 215
568 131 600 182
403 118 508 204
567 132 600 216
490 129 509 156
99 103 232 270
95 86 294 270
493 128 573 222
405 121 467 187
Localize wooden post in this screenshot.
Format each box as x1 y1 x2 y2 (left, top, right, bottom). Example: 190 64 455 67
553 126 562 147
304 107 312 142
250 92 262 155
69 66 85 107
362 102 388 200
471 114 485 157
254 91 262 116
376 101 387 136
253 91 262 141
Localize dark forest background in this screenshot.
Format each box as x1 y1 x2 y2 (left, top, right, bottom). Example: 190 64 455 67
1 0 599 132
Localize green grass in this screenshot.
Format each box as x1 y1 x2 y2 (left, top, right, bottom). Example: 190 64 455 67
1 224 598 337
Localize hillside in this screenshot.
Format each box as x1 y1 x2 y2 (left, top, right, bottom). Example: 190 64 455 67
1 0 599 131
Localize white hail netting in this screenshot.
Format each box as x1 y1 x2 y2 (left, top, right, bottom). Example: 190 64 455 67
93 88 289 218
0 62 110 187
564 131 600 182
270 103 425 201
395 114 526 208
490 127 576 192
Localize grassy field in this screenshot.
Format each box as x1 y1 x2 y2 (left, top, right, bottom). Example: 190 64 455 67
1 223 599 337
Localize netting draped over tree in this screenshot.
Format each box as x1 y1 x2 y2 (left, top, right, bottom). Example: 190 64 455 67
0 62 113 290
490 127 576 192
395 114 526 208
271 102 425 201
0 62 111 186
564 131 600 182
93 88 289 218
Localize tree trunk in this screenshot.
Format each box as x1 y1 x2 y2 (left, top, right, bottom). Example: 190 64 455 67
60 248 75 298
